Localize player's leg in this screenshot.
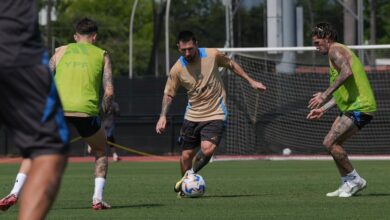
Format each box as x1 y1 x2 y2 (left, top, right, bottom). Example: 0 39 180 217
19 154 67 220
0 65 69 219
323 114 366 197
192 141 215 173
0 158 31 211
174 120 200 193
324 116 357 176
84 126 111 210
192 120 224 173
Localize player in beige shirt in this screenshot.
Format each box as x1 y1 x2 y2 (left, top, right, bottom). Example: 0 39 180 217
155 31 266 197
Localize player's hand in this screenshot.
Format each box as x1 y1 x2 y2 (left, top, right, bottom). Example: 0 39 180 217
156 116 167 134
102 96 113 114
306 108 324 120
251 81 266 92
308 92 325 109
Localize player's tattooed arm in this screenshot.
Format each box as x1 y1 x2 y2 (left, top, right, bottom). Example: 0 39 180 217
321 47 353 101
156 94 173 134
102 52 114 114
160 94 173 117
49 55 56 73
320 98 336 112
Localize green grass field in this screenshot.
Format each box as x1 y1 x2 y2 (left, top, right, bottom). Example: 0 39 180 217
1 160 390 219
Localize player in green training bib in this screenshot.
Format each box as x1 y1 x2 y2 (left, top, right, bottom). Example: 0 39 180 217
0 18 114 211
307 22 377 198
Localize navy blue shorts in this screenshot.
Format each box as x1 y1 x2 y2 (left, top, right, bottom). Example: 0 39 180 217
342 111 373 129
178 119 225 150
66 116 101 138
0 65 69 158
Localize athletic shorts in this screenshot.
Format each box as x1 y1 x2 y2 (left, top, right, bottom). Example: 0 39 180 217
342 111 373 129
178 119 225 150
66 116 101 138
0 65 69 158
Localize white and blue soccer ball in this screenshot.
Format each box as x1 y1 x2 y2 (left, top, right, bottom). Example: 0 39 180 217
181 173 206 198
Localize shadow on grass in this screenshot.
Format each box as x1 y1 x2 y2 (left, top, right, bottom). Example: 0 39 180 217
359 193 390 197
200 194 259 199
57 203 164 210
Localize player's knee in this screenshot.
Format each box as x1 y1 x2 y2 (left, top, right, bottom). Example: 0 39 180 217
322 137 334 150
181 152 193 161
201 146 215 157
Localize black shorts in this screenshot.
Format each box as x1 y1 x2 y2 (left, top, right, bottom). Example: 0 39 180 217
0 65 69 158
342 111 373 129
66 116 101 138
178 119 225 150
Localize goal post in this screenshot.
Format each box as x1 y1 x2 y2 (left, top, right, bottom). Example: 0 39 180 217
216 45 390 156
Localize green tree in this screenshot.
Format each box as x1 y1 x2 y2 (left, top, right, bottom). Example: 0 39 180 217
49 0 154 76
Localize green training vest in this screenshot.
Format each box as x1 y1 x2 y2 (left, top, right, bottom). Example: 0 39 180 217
329 43 377 113
55 43 105 116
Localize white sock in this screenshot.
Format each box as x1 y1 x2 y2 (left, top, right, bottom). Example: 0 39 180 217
346 169 361 181
93 177 106 201
113 152 118 158
10 173 27 197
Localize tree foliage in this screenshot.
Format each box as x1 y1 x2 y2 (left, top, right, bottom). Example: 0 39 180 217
39 0 389 76
49 0 153 76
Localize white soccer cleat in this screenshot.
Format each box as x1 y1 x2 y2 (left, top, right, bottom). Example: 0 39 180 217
326 178 367 198
339 178 367 198
326 187 342 197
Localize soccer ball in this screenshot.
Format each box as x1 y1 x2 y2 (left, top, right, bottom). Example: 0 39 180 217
282 148 292 155
181 173 206 198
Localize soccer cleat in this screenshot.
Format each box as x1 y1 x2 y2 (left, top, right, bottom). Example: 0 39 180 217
326 187 342 197
174 170 193 192
0 194 18 211
87 145 92 154
177 191 186 199
92 199 112 210
339 178 367 198
113 156 121 162
326 178 367 198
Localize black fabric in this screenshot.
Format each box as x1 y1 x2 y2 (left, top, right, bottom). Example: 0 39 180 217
178 119 225 150
342 111 373 130
0 0 45 67
66 116 101 138
0 65 69 158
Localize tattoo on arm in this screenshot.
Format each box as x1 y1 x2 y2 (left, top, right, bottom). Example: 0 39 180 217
320 98 336 112
322 47 353 100
102 53 114 113
160 95 173 117
49 56 56 73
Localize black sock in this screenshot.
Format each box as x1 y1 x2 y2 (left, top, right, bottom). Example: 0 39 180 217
192 150 211 173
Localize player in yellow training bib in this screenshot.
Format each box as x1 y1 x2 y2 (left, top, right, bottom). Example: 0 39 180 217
155 30 266 197
0 18 114 210
307 22 377 198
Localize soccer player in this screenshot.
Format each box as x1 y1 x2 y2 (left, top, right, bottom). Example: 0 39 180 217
307 22 376 198
0 18 114 210
0 0 69 219
155 30 266 197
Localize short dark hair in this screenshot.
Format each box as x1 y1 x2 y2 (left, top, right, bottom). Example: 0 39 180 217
311 22 338 41
75 18 98 35
177 30 197 44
